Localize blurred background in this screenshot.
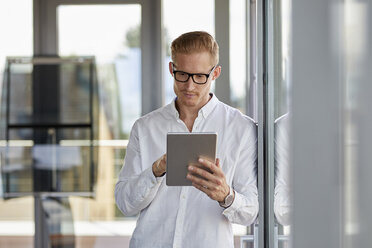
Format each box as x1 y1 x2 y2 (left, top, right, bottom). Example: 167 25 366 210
0 0 371 248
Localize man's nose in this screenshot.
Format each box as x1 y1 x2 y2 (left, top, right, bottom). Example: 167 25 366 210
185 76 195 89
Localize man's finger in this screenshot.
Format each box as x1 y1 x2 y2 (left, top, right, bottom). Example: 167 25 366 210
198 157 223 176
161 154 167 165
187 172 219 189
192 182 212 196
188 165 222 185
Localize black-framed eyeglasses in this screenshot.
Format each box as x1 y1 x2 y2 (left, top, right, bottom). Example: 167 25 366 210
171 62 216 85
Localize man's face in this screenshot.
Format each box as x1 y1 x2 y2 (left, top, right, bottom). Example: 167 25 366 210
170 52 220 110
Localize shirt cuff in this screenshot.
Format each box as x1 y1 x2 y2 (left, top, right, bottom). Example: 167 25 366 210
144 166 164 186
222 190 243 219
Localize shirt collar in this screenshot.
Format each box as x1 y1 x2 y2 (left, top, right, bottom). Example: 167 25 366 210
170 99 180 118
168 93 218 119
199 93 218 119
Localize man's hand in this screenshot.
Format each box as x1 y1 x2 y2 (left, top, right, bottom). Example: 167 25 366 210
152 154 167 177
186 157 230 203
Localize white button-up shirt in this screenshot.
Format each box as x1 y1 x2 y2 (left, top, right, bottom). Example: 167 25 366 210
115 94 258 248
274 113 291 226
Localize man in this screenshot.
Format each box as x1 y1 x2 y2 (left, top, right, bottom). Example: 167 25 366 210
115 31 258 248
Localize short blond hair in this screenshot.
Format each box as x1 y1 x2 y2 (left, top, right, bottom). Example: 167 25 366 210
171 31 219 65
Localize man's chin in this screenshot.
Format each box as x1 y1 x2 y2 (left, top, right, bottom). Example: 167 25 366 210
179 98 197 107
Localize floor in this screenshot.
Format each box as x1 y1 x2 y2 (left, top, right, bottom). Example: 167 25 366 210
0 220 251 248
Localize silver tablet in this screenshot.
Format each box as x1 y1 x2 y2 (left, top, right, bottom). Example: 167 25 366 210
166 132 217 186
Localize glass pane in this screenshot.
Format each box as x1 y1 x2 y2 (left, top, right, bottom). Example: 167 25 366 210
0 0 33 83
58 5 141 248
0 2 33 246
7 61 92 125
273 0 292 247
163 0 215 104
58 4 142 139
2 127 93 194
230 0 247 113
344 2 371 247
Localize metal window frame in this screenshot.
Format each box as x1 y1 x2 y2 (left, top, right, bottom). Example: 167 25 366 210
256 0 266 247
264 0 275 246
265 0 284 247
215 0 231 106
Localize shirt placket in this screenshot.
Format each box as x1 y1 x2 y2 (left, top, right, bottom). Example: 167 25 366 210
173 112 202 248
192 113 202 132
176 118 189 132
173 187 189 248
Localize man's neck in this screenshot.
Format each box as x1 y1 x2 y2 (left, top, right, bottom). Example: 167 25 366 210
176 94 212 132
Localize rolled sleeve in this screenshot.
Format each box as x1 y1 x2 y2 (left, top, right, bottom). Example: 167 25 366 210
222 189 259 225
115 121 165 217
222 120 259 225
140 166 164 188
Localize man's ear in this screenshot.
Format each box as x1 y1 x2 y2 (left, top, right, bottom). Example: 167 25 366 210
169 62 173 76
212 66 221 80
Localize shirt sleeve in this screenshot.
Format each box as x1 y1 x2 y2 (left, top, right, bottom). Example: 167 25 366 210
222 121 259 226
274 114 291 226
115 121 164 216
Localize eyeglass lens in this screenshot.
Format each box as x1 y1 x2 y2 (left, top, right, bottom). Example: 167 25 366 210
174 72 208 84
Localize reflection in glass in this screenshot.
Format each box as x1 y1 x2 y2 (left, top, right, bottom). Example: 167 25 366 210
42 197 75 247
1 57 98 196
274 113 290 226
0 56 99 248
7 61 92 125
2 139 92 194
273 0 292 246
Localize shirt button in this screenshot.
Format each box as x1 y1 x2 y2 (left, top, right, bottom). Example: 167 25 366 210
182 195 186 199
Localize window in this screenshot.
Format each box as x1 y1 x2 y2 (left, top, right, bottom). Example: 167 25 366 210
163 0 215 104
0 0 34 243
